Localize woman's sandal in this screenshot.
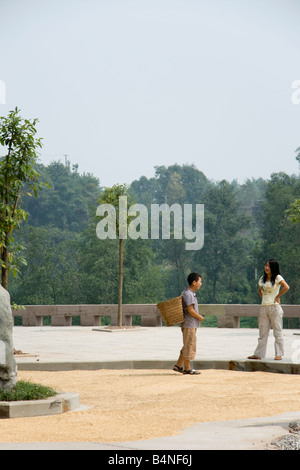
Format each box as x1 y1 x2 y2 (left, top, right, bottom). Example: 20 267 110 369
183 369 201 375
247 355 261 360
173 365 183 373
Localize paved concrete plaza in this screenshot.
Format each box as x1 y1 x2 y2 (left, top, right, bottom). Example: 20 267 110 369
13 325 300 372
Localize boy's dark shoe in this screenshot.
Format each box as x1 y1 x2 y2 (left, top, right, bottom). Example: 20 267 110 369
183 369 201 375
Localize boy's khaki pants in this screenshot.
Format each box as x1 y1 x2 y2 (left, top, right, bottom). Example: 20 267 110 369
254 304 284 358
181 327 197 360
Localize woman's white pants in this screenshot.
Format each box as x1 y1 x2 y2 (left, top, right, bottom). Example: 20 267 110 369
254 304 284 358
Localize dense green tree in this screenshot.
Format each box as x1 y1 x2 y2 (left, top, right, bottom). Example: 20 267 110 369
286 198 300 224
258 172 300 306
129 164 210 298
0 108 47 289
78 222 166 305
197 180 251 303
10 225 81 305
286 151 300 224
6 157 300 330
129 164 210 206
23 160 100 231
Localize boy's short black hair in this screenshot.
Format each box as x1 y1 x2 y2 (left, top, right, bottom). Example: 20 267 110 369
187 272 202 285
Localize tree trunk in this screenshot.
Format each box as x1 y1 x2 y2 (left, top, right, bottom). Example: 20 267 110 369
118 238 123 327
1 245 9 291
1 230 10 290
212 277 217 303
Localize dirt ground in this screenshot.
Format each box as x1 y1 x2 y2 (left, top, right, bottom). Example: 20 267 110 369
0 369 300 443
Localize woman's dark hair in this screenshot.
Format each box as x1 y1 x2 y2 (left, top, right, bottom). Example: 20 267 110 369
263 259 280 285
187 272 202 285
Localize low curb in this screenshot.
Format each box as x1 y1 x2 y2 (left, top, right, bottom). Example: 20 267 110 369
15 358 300 374
0 392 80 419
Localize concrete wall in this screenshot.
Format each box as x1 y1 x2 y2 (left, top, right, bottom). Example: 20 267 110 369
12 304 300 328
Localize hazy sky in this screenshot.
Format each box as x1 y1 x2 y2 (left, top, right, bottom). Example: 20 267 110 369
1 0 300 188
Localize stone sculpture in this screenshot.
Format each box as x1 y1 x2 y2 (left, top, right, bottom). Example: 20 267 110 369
0 285 17 390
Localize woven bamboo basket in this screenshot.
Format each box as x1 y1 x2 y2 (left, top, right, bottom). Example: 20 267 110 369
156 296 184 326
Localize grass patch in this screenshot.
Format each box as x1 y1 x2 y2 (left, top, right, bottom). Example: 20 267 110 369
0 380 57 402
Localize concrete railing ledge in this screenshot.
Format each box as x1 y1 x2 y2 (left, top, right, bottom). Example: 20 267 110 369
12 304 300 328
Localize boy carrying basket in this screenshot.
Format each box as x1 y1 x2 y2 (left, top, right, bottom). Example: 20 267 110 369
173 272 204 375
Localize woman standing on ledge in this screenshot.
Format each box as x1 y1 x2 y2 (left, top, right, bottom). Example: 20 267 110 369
248 259 289 361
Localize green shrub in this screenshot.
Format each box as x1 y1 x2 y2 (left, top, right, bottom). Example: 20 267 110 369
0 380 57 402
